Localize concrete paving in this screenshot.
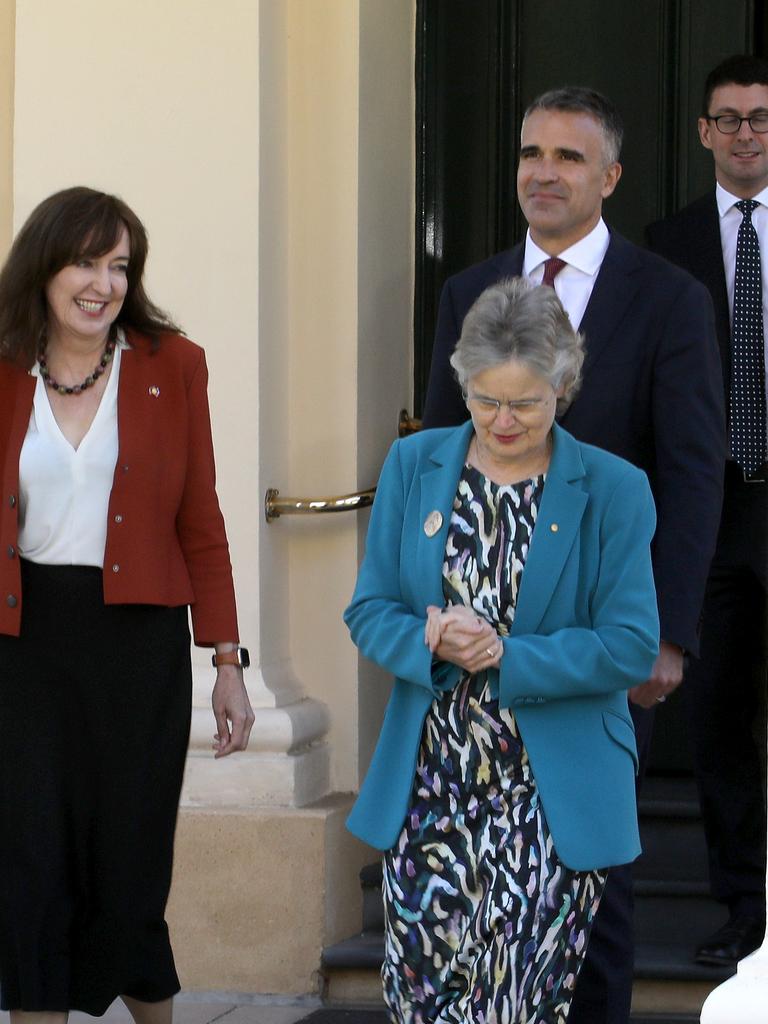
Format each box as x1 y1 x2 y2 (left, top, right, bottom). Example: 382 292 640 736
0 993 321 1024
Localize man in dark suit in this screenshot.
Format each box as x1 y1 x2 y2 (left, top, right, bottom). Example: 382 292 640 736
647 54 768 967
422 87 725 1023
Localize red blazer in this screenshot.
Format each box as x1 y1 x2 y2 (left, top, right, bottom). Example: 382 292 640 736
0 330 239 645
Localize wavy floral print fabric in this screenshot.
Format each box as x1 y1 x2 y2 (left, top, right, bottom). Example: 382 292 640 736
382 465 606 1024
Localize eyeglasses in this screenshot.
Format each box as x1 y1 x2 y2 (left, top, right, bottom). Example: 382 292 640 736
705 113 768 134
464 393 547 418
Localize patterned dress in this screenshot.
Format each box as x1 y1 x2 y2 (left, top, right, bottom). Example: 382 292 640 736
382 464 607 1024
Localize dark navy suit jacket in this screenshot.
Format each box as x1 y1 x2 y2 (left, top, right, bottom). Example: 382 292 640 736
646 193 731 406
422 230 726 655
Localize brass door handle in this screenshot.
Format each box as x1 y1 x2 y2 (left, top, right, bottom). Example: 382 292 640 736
264 486 376 523
266 410 420 522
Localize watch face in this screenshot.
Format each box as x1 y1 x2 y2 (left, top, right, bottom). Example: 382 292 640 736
239 647 250 669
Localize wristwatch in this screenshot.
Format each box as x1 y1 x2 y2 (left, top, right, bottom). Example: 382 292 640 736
211 646 250 669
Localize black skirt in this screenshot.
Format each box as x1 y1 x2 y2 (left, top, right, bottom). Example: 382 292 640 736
0 560 192 1014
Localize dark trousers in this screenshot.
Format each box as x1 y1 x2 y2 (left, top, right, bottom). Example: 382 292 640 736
568 702 655 1024
684 470 767 918
0 561 192 1014
571 470 767 1023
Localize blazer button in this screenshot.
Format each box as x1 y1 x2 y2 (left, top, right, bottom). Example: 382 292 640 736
114 514 123 524
6 594 17 607
112 564 120 573
8 495 15 508
7 545 15 558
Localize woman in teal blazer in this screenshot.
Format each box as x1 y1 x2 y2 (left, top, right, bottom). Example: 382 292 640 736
344 278 659 1024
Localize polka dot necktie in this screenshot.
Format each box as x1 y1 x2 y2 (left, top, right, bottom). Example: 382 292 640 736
730 199 767 476
542 257 567 287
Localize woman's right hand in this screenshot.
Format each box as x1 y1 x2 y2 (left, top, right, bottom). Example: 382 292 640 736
425 604 502 674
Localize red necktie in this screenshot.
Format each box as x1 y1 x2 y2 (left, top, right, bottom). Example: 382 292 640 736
541 257 566 287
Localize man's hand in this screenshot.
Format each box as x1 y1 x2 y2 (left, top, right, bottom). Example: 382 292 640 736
629 640 684 708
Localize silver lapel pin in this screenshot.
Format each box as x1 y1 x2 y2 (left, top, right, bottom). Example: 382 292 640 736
423 510 443 537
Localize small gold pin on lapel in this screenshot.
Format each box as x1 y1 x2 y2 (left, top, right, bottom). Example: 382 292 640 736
550 523 559 532
424 510 443 537
148 386 160 398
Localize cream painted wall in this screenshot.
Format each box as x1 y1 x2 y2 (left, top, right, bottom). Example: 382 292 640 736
283 0 414 793
13 0 260 699
0 0 13 255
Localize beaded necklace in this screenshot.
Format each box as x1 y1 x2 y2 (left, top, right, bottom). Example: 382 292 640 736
38 337 115 396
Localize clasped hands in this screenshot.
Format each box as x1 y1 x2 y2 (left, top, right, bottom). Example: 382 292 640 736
424 604 503 674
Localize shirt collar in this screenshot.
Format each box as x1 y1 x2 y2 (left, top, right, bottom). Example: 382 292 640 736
523 217 610 276
716 181 768 217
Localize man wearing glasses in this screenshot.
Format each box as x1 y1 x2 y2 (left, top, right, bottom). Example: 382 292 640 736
647 54 768 968
423 86 725 1024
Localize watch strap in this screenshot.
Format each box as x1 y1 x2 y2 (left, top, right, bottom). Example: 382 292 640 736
211 647 250 668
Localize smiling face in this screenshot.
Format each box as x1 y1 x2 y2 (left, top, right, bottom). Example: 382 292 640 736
45 226 130 349
517 108 622 254
698 83 768 198
466 358 560 478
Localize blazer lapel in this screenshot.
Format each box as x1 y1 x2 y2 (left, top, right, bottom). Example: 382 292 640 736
115 338 141 465
511 425 587 636
491 244 524 278
578 233 642 378
683 193 731 372
115 332 163 464
416 421 475 608
2 368 35 484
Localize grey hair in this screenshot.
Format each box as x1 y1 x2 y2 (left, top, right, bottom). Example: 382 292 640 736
523 86 623 165
450 277 584 414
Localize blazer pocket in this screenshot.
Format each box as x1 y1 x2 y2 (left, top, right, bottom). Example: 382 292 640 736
602 709 639 772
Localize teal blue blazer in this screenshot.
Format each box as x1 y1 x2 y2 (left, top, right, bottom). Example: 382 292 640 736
344 421 660 870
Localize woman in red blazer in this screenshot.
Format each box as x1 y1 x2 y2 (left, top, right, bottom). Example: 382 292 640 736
0 188 254 1024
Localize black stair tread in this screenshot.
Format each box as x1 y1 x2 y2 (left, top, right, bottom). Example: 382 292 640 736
297 1011 699 1024
629 1017 700 1024
634 879 711 896
638 776 701 818
322 932 384 969
360 861 382 886
634 940 735 982
294 1012 389 1023
322 933 737 985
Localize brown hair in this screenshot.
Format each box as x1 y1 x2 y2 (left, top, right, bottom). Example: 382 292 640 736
0 186 181 366
702 55 768 116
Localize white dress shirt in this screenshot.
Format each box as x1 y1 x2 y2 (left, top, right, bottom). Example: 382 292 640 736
18 340 125 567
522 218 610 329
715 182 768 432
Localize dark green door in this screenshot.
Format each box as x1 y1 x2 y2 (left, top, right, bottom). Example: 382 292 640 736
414 0 765 415
413 0 764 773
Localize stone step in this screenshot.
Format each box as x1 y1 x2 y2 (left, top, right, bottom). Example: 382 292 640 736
636 776 708 884
321 963 714 1020
361 874 723 943
634 886 726 946
321 934 734 987
302 1012 701 1024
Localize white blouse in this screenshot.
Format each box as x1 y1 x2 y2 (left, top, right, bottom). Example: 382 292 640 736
18 342 123 567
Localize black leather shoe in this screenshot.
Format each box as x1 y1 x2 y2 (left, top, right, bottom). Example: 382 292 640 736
695 914 766 965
